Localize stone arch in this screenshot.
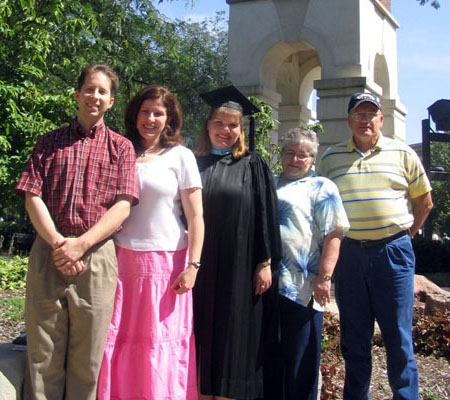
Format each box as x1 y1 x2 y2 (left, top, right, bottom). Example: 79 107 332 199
299 66 321 114
259 39 321 133
374 53 391 99
260 41 309 92
258 27 335 90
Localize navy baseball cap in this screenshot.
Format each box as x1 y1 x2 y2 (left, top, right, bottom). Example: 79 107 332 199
348 92 381 113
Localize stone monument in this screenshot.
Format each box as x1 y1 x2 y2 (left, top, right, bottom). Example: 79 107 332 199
227 0 407 148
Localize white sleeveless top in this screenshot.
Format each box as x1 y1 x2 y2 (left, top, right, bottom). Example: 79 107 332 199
115 145 202 251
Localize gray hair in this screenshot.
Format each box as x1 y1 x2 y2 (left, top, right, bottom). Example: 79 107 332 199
282 128 319 159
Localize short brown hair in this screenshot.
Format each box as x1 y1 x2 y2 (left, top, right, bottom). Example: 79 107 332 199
77 64 119 95
125 85 183 152
197 107 248 159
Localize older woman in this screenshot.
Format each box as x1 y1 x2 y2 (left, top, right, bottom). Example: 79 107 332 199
194 86 282 400
275 128 349 400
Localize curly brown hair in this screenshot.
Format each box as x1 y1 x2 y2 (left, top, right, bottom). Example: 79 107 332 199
125 85 183 153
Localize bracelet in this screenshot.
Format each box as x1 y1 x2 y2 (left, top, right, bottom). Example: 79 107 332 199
321 274 332 281
188 261 201 269
260 260 271 267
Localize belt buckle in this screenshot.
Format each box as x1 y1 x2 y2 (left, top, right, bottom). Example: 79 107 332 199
359 240 372 248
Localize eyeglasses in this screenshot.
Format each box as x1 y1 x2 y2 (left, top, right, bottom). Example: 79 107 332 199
350 112 380 122
282 151 312 161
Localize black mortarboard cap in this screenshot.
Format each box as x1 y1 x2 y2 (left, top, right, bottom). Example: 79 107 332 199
200 85 260 150
200 85 260 116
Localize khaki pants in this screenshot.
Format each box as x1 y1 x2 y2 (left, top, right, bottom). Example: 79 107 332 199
23 236 118 400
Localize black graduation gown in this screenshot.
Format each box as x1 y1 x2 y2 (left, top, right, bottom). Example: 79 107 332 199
194 152 282 399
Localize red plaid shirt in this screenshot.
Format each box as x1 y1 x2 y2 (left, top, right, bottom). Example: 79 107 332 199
16 120 139 236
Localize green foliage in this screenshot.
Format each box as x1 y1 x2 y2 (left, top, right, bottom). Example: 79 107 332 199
249 97 326 175
0 221 34 235
0 256 28 290
0 297 25 322
422 392 440 400
0 0 228 217
297 122 325 136
427 142 450 235
250 96 281 172
0 0 75 218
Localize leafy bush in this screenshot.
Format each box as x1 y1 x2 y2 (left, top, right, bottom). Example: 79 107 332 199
0 256 28 290
357 307 450 361
250 95 281 173
413 309 450 360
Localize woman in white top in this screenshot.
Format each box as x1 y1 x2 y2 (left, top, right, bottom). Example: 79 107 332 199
97 85 204 399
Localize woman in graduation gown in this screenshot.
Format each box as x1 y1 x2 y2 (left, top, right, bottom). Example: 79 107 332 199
194 86 282 400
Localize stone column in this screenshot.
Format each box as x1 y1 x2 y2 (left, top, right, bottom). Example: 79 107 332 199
379 98 407 141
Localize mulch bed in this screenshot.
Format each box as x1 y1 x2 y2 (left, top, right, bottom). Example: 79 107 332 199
320 310 450 400
321 340 450 399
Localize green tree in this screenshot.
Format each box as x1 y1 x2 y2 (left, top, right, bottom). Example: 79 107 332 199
0 0 227 218
429 142 450 234
0 0 83 218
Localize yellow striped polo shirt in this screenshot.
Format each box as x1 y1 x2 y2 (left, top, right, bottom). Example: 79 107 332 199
317 134 432 240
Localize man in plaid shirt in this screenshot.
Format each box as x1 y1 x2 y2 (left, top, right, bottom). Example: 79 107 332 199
16 64 139 399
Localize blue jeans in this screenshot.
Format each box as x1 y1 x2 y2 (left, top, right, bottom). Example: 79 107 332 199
335 234 419 400
279 295 323 400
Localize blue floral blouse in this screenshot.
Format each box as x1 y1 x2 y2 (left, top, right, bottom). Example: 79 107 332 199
275 170 349 311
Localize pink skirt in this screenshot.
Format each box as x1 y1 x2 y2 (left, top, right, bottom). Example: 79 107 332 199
97 246 198 400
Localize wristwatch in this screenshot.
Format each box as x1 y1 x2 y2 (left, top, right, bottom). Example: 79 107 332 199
321 274 332 281
188 261 201 269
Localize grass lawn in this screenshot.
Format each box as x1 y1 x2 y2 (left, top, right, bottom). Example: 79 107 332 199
0 296 25 322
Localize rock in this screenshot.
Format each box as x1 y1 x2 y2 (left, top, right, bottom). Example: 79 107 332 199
425 293 450 315
414 275 450 315
414 275 446 300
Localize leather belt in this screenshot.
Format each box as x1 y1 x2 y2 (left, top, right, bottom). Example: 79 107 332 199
343 230 410 248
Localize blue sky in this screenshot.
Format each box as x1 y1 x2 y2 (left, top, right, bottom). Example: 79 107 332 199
155 0 450 144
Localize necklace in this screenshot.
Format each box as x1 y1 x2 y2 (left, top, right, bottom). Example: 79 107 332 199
139 146 163 158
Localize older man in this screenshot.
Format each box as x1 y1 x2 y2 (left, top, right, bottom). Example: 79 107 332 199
318 92 433 399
